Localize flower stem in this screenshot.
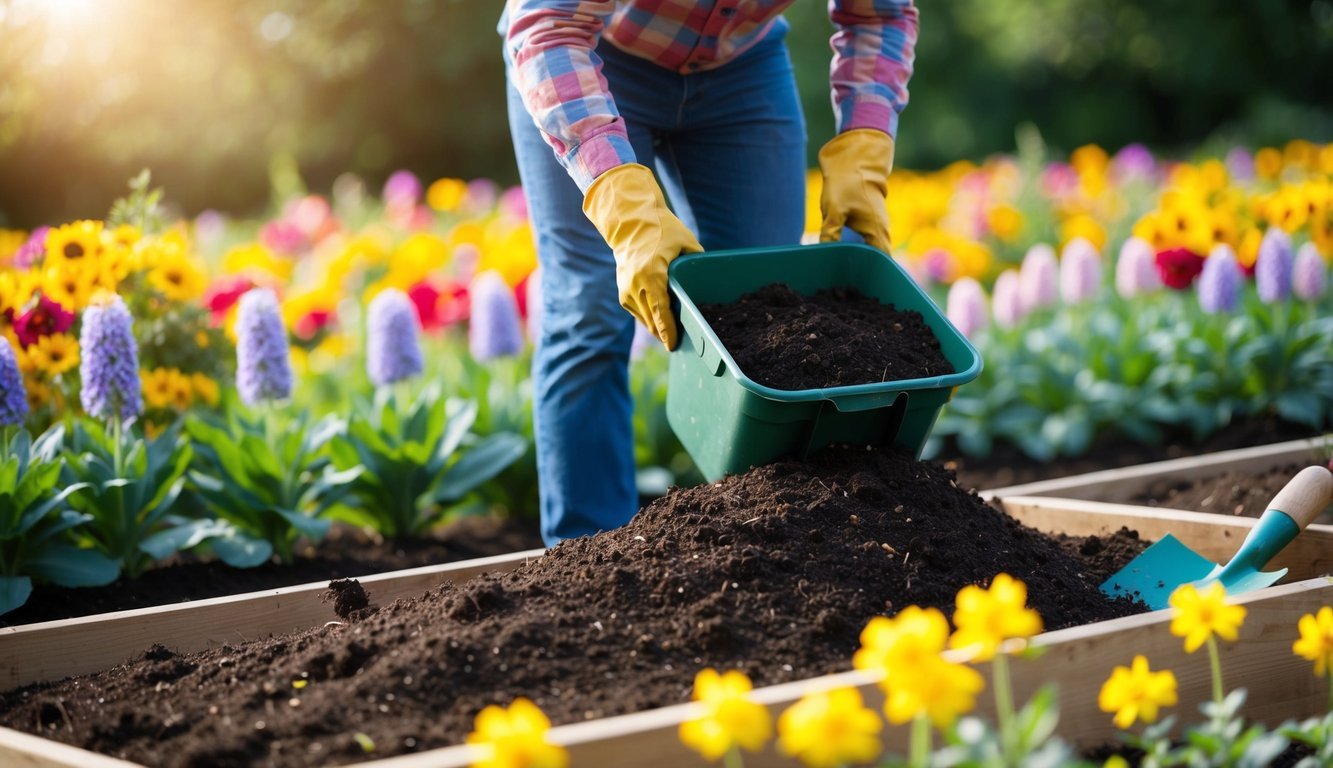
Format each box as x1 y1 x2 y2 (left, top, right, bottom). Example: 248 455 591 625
993 651 1016 759
1206 635 1224 708
112 417 123 477
724 746 744 768
1326 666 1332 713
909 713 931 768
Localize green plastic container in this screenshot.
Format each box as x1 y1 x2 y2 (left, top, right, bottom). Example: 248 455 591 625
666 242 982 482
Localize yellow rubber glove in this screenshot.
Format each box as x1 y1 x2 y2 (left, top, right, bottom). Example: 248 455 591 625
818 128 895 253
583 163 703 350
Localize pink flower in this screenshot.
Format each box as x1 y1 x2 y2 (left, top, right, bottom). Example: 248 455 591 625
260 219 307 256
407 279 468 332
500 186 529 221
203 276 258 325
1020 243 1059 311
1154 247 1206 290
992 269 1025 330
946 277 988 339
383 170 422 209
14 295 75 348
1059 237 1102 304
1115 237 1161 298
293 308 336 341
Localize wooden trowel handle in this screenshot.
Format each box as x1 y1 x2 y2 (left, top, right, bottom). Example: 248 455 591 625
1268 465 1333 529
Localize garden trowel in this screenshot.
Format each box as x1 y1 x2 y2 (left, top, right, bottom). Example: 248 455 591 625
1101 465 1333 610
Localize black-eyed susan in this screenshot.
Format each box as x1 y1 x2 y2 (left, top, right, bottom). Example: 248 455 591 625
42 264 98 311
190 372 220 407
27 333 79 377
141 367 177 411
44 220 104 269
148 251 208 302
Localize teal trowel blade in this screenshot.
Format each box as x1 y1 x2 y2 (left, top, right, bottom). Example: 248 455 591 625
1099 534 1216 610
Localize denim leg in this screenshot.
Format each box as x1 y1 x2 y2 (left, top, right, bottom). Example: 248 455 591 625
507 82 641 547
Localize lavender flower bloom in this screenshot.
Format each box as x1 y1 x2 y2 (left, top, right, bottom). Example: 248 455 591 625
383 170 422 208
1293 242 1328 301
366 288 424 387
1197 244 1242 314
13 226 49 269
1115 237 1162 299
992 269 1025 330
469 271 524 361
946 277 988 339
1111 143 1156 182
1226 147 1254 183
235 288 293 405
1059 237 1102 304
79 294 142 423
1019 243 1058 312
1255 228 1293 303
0 336 27 426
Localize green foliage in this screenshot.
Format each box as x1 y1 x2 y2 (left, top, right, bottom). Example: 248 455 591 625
155 408 360 566
1279 709 1333 768
59 420 192 578
0 426 116 615
328 385 527 538
107 169 166 234
930 288 1333 461
936 685 1089 768
1120 690 1292 768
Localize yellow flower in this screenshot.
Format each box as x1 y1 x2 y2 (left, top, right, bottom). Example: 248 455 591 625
1293 606 1333 677
41 264 98 311
45 220 104 269
223 242 292 282
24 377 51 411
678 668 773 761
854 606 951 676
26 333 79 377
141 368 177 410
465 697 568 768
0 229 26 263
190 373 220 407
986 204 1025 243
148 251 208 302
1059 212 1107 252
0 270 39 317
1236 227 1263 271
1254 147 1283 180
427 177 469 212
777 687 881 768
387 232 450 288
107 224 142 251
478 220 538 287
1098 655 1178 729
168 369 193 410
883 654 984 728
950 573 1044 661
1168 582 1246 653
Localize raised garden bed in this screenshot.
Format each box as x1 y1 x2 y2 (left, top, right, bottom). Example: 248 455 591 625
1 449 1329 768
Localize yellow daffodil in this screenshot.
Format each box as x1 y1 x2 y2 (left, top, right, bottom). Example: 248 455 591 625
427 177 469 212
678 668 773 761
950 573 1044 661
1293 606 1333 677
1168 582 1246 653
777 686 882 768
465 697 568 768
45 220 104 269
26 333 79 377
1098 655 1178 729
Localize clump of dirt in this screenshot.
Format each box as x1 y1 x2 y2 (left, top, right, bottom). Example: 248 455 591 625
0 446 1147 768
323 579 376 621
700 283 954 391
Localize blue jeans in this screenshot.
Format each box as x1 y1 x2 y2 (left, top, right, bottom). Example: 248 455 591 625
506 29 807 546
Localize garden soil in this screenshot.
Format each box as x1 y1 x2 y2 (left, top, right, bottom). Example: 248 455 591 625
2 516 544 627
0 446 1148 767
1129 462 1333 523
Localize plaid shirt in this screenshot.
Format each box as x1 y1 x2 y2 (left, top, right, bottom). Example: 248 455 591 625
504 0 918 192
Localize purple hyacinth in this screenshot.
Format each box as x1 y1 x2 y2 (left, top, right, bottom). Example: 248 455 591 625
1226 147 1254 183
1293 242 1328 301
79 294 142 423
468 271 524 362
1019 243 1059 312
946 276 988 339
1059 237 1102 304
235 288 293 405
0 336 27 426
1197 244 1242 314
383 170 422 209
992 269 1025 330
1115 237 1162 299
1255 228 1293 303
366 288 423 387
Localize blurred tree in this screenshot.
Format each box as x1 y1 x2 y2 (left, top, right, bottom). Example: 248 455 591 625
0 0 1330 227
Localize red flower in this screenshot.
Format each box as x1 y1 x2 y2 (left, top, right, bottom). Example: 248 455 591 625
1154 247 1206 290
203 276 257 325
293 308 335 341
14 295 75 348
407 280 469 332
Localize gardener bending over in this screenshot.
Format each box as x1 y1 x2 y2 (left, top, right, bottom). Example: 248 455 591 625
501 0 918 546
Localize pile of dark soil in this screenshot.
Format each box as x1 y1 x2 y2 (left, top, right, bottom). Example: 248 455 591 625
2 516 543 627
700 284 954 390
0 446 1146 768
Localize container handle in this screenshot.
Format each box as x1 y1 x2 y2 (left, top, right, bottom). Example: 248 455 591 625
799 392 908 458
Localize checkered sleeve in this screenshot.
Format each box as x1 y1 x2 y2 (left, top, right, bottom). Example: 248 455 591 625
827 0 919 139
506 1 638 192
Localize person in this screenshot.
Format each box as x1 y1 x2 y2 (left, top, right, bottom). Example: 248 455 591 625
500 0 918 547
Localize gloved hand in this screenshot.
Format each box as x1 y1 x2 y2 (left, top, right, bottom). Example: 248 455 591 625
818 128 895 253
583 163 703 350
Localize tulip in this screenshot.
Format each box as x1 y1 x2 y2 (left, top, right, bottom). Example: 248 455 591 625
946 276 988 339
1019 243 1058 311
1115 237 1161 298
1059 237 1102 304
991 269 1024 330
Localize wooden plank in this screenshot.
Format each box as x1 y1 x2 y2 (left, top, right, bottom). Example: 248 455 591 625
978 437 1328 501
997 496 1333 579
0 726 141 768
358 579 1333 768
0 549 543 691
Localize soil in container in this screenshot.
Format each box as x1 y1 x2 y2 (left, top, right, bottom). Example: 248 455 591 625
0 445 1148 768
2 515 543 627
699 283 955 390
1129 462 1333 523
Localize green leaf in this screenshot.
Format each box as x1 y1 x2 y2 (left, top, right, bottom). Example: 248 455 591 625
1275 391 1323 428
0 576 33 616
26 545 120 587
272 508 331 542
140 518 228 560
210 529 273 568
432 433 528 504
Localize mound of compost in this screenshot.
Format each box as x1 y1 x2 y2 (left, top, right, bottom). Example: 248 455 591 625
700 283 954 391
0 447 1146 767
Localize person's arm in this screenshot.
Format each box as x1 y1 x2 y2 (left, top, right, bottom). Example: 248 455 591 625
505 1 635 193
818 0 919 253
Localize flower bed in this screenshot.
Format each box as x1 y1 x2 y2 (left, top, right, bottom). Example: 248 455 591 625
1 450 1330 767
